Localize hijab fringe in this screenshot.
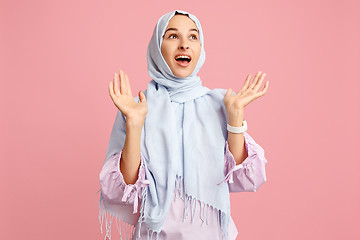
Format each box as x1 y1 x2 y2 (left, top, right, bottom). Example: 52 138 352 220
134 181 161 240
98 190 137 240
98 174 229 240
175 175 229 240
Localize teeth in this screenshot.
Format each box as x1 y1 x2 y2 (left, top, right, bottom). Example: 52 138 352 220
175 55 191 60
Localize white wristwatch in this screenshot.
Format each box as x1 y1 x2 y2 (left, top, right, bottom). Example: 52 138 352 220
227 120 247 134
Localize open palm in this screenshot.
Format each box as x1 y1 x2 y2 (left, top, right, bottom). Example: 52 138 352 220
224 71 269 112
108 70 148 121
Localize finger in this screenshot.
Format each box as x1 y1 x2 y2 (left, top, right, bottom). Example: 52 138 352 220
255 81 269 98
109 81 115 99
249 71 262 89
113 73 121 96
253 73 266 92
125 73 133 96
238 74 251 94
249 71 261 89
139 90 147 102
119 70 127 95
262 81 270 93
225 88 232 97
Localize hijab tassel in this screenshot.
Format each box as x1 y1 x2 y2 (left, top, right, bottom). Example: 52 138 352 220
98 191 136 240
183 194 191 222
190 197 197 223
136 184 148 239
146 228 160 240
220 211 230 240
199 201 205 224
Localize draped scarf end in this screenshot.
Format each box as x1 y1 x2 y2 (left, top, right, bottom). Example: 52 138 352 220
98 175 230 240
174 175 230 240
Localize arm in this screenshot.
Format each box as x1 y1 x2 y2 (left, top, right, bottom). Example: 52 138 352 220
227 111 248 166
120 118 144 184
99 149 149 213
224 71 268 165
220 133 268 192
98 70 150 213
107 69 148 185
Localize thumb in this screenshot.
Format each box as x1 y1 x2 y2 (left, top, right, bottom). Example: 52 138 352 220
225 88 232 97
139 90 147 102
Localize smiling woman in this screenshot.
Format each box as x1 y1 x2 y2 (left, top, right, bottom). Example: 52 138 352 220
160 13 201 78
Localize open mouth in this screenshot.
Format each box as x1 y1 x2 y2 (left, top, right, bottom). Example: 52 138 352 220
175 55 192 67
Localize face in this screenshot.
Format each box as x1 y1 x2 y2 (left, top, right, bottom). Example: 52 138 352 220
161 14 201 78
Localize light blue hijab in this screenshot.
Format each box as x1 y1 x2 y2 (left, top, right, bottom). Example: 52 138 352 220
140 9 232 239
101 10 232 240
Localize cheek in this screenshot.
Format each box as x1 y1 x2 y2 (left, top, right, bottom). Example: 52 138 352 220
160 44 166 58
193 45 202 63
161 43 173 62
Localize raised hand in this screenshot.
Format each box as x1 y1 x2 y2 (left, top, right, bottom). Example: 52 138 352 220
224 71 269 125
109 70 148 123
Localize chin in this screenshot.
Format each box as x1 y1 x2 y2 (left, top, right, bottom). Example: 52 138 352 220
174 73 190 78
172 67 195 78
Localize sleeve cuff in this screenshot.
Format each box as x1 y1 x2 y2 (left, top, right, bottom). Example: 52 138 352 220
99 151 150 214
218 132 267 186
117 151 150 213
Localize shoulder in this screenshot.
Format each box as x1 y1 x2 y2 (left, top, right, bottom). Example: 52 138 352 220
133 88 232 103
208 88 227 97
209 88 236 96
204 88 234 102
199 88 228 112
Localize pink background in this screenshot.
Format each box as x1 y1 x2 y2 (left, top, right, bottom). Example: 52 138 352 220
1 0 359 239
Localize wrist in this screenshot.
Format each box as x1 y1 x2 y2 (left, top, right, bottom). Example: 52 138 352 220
227 120 247 134
126 117 145 130
227 112 244 127
228 119 244 127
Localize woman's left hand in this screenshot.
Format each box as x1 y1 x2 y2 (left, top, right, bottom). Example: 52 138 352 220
224 71 269 125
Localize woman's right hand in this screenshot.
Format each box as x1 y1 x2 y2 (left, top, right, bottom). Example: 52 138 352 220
109 70 148 124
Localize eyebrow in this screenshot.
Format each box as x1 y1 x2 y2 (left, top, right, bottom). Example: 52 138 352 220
163 27 199 35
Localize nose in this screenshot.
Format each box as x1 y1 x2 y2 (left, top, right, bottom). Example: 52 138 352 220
178 39 189 50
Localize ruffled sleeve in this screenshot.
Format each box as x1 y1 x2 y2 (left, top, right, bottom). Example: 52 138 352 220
217 131 268 192
99 150 150 214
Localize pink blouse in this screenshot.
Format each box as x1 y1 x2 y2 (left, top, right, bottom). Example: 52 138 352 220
99 132 268 240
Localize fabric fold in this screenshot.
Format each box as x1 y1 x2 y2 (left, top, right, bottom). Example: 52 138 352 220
98 126 268 239
99 150 149 208
219 132 268 192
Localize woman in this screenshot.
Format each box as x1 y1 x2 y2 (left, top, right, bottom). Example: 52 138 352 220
99 9 269 240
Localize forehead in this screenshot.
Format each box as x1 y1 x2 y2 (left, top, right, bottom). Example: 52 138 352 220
165 15 198 30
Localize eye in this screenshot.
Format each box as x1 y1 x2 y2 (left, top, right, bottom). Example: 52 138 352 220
169 34 177 39
190 35 198 40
